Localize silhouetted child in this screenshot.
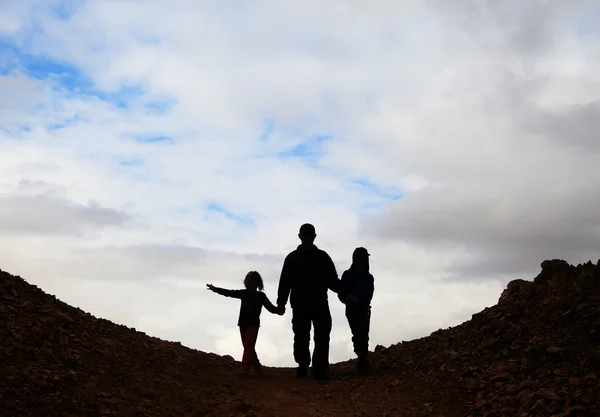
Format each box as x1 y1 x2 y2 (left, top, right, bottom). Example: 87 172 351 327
339 247 374 375
207 271 283 376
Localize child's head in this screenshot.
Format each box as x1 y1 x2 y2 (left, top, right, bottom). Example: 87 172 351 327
352 247 370 270
244 271 264 291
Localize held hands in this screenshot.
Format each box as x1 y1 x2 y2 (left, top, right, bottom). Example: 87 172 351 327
345 294 358 304
276 304 286 316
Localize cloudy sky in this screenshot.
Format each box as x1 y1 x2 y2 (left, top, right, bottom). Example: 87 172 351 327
1 0 599 366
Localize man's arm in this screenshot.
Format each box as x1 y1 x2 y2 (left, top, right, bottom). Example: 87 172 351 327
276 253 293 307
323 252 342 293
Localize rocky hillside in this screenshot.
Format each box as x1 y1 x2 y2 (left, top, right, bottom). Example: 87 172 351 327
1 259 599 416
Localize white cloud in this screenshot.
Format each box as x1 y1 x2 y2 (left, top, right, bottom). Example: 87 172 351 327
0 0 598 366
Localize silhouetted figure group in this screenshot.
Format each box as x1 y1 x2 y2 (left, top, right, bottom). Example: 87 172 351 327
207 223 374 381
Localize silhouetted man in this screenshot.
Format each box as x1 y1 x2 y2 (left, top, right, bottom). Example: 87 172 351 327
277 223 350 380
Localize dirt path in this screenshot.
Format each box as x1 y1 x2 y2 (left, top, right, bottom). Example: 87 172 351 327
208 366 418 417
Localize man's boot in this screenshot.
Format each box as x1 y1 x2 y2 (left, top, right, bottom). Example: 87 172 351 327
296 365 308 378
312 367 330 381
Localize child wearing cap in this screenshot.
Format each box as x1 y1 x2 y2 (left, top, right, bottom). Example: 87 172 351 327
338 247 375 375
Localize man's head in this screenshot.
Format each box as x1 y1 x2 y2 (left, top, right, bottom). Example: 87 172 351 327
352 247 370 270
298 223 316 245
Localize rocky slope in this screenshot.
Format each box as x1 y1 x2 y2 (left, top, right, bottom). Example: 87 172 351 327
1 259 599 416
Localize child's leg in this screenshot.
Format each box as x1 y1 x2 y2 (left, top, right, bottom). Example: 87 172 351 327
345 306 362 356
367 306 371 336
239 327 252 373
251 327 263 373
243 326 261 372
346 306 370 361
357 307 372 374
361 306 371 357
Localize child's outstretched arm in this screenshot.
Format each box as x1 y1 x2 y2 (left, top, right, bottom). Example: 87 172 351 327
262 293 284 315
206 284 244 298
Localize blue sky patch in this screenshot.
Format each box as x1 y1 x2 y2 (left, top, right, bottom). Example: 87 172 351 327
314 134 333 143
277 142 316 158
258 118 275 141
275 133 333 167
145 98 178 115
49 0 86 20
4 43 91 90
0 124 32 139
92 86 145 109
131 135 173 144
349 177 404 200
117 157 144 167
47 114 82 131
1 40 145 108
206 202 254 227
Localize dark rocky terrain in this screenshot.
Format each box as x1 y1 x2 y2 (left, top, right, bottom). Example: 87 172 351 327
1 258 599 416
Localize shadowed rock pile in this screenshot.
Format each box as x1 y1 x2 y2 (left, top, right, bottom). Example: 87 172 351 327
1 259 599 417
363 259 600 416
0 269 241 416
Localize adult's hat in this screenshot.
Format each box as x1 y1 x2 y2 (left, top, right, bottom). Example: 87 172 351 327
352 247 370 259
299 223 316 234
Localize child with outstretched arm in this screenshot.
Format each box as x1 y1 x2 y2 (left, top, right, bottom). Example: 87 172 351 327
339 247 375 375
207 271 284 376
